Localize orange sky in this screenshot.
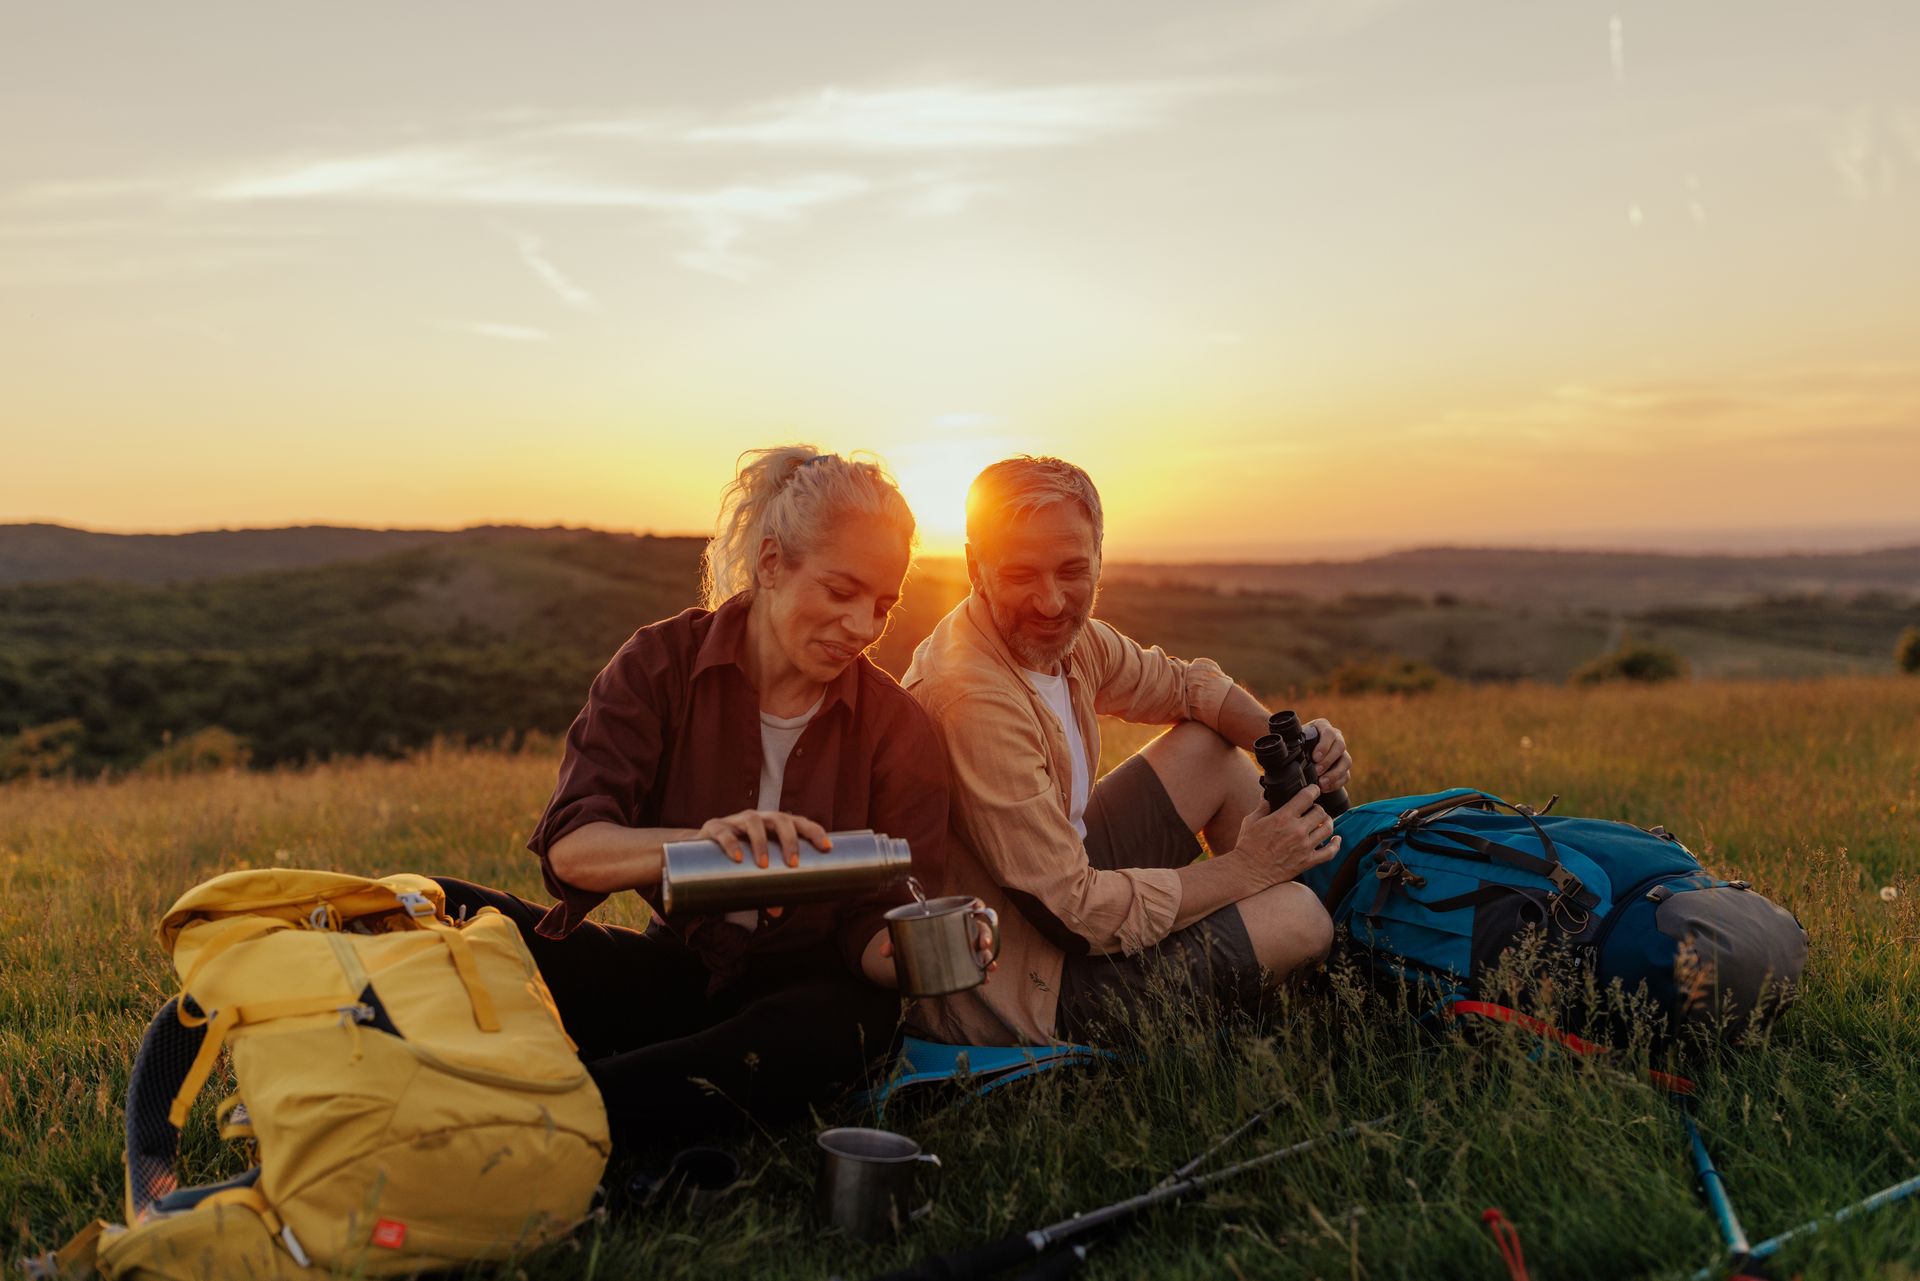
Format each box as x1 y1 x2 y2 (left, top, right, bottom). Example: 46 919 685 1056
4 2 1917 558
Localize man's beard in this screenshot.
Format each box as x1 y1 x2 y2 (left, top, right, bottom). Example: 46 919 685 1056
979 583 1094 672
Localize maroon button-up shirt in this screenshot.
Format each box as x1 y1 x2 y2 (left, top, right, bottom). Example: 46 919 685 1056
526 592 947 981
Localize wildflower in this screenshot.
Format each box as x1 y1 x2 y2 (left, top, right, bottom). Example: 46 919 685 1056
1520 736 1534 750
273 848 291 864
1882 886 1899 902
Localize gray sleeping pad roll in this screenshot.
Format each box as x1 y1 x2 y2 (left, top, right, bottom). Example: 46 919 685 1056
1655 885 1809 1037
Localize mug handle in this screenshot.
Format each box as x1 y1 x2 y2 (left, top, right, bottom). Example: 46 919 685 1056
969 904 1001 970
909 1152 943 1222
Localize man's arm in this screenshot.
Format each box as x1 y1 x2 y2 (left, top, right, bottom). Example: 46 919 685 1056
1094 630 1354 791
1169 784 1340 927
938 690 1183 957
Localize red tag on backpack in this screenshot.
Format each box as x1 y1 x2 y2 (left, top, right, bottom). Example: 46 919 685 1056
371 1219 408 1250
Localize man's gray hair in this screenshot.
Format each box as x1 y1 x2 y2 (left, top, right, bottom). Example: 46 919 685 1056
964 455 1104 552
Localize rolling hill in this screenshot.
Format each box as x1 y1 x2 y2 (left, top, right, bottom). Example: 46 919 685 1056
2 524 1916 776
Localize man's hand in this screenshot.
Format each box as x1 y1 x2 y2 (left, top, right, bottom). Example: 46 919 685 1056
1231 784 1340 887
1307 718 1354 792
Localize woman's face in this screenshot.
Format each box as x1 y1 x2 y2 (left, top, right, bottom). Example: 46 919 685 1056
757 515 911 684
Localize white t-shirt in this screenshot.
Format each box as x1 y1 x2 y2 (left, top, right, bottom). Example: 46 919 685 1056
1022 666 1090 839
723 694 824 931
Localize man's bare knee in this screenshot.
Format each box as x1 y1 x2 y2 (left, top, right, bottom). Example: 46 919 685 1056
1239 882 1334 977
1142 721 1252 832
1142 719 1236 770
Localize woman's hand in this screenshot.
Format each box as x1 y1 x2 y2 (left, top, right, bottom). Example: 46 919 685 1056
699 809 832 869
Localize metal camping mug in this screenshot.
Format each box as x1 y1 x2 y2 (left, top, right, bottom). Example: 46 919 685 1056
658 829 913 916
884 895 1001 998
815 1126 942 1239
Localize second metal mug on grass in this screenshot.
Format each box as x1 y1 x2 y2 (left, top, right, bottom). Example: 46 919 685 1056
816 1126 942 1239
885 894 1000 998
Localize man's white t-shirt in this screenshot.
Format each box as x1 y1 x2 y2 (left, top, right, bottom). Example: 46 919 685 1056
723 694 824 931
1022 666 1091 839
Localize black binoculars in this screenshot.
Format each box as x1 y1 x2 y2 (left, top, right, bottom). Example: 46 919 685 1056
1253 710 1350 819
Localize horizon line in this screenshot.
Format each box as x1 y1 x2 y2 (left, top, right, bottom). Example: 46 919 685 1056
7 517 1920 565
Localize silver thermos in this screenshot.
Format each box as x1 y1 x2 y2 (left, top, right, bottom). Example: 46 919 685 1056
658 829 914 916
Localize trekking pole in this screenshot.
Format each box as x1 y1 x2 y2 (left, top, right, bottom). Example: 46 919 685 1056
1000 1098 1293 1281
1682 1112 1752 1266
866 1115 1389 1281
1688 1171 1920 1281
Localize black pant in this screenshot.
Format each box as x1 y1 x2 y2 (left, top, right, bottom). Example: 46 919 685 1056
434 878 901 1156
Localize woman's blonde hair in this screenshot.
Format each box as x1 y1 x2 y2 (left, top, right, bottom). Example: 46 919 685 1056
701 445 917 609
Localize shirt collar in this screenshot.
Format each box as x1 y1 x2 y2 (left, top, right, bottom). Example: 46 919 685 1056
691 591 861 714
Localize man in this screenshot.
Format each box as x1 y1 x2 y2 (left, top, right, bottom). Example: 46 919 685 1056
904 456 1352 1047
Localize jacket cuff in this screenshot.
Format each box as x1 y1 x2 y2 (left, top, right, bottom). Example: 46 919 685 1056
1181 657 1235 729
1113 866 1183 955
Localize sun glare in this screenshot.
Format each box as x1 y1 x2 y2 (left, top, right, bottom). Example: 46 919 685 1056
884 434 1011 556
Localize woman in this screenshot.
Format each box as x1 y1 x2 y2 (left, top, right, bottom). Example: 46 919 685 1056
437 446 969 1156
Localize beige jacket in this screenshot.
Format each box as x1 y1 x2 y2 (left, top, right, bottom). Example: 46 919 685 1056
903 593 1235 1045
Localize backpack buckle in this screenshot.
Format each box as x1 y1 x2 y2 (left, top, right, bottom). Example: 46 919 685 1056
1547 866 1584 900
1546 867 1591 932
396 891 437 920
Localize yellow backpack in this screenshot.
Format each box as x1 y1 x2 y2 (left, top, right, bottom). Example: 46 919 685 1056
38 869 609 1280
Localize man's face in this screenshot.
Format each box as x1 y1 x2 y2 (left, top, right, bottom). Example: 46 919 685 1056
967 502 1100 673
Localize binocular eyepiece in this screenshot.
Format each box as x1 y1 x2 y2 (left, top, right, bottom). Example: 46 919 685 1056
1253 710 1350 819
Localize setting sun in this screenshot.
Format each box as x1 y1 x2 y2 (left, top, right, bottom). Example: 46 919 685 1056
881 428 1017 556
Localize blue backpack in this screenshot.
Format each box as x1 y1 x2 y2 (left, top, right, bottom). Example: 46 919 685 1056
1300 788 1807 1046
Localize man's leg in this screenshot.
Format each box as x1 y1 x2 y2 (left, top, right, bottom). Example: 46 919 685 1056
1137 720 1264 855
1235 880 1335 974
1077 726 1334 1022
1055 885 1333 1041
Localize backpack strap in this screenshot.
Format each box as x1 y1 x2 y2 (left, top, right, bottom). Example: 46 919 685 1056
176 916 292 996
1403 830 1601 913
1443 999 1697 1095
1397 793 1600 926
1322 791 1515 912
393 892 503 1032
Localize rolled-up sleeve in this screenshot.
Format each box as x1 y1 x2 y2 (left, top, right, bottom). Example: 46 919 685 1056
938 690 1180 956
1082 620 1234 730
525 636 668 936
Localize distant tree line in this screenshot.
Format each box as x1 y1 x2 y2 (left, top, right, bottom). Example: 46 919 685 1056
4 530 1916 780
0 643 598 778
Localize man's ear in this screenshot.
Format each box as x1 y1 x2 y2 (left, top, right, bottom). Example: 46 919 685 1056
963 542 984 593
755 535 784 590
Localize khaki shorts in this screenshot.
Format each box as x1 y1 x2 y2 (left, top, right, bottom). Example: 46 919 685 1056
1054 755 1263 1039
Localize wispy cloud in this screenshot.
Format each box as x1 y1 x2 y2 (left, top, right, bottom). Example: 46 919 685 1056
207 145 870 215
500 226 597 310
23 77 1258 282
444 320 550 343
678 81 1239 151
899 171 999 218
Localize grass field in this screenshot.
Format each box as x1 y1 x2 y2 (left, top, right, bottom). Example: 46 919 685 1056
4 677 1918 1278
